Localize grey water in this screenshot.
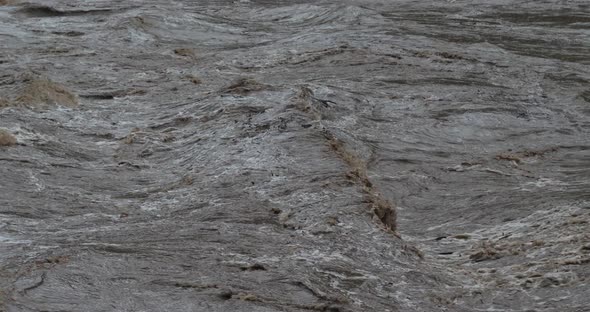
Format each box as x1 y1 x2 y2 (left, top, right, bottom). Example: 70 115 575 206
1 0 589 311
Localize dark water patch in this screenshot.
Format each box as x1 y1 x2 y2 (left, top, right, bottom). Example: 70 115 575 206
80 93 115 100
477 12 590 27
379 77 506 88
16 5 116 18
430 107 525 119
51 31 85 37
545 73 589 84
80 89 147 100
490 38 590 64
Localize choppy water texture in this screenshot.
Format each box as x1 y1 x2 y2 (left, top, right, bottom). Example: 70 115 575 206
1 0 589 311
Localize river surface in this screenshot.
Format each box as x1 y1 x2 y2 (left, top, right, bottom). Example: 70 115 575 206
1 0 589 311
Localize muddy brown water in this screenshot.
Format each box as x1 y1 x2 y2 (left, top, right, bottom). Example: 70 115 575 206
1 0 589 311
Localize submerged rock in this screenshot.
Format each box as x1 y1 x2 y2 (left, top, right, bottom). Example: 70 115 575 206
0 129 16 146
15 77 79 108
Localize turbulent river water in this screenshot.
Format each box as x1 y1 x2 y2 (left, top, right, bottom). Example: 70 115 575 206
1 0 589 311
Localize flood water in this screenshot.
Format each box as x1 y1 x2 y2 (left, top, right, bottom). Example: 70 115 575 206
1 0 589 311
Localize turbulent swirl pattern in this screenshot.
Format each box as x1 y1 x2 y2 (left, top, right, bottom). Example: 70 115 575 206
0 0 589 311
